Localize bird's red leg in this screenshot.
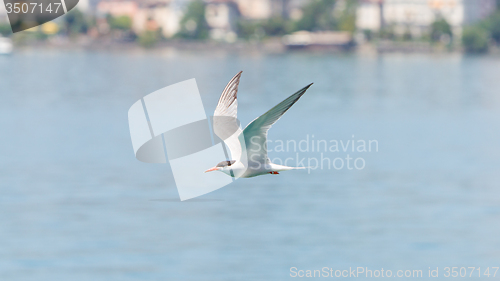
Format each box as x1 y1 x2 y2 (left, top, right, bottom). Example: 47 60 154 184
269 171 279 175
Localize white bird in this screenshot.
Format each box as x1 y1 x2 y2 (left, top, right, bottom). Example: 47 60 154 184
204 71 313 178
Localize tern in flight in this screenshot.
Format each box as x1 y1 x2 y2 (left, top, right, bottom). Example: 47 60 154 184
204 71 313 178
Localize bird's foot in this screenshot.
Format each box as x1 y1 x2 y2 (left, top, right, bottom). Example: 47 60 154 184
269 171 279 175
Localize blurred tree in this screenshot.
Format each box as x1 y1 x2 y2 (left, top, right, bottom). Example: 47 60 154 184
487 12 500 44
403 27 412 41
294 0 337 31
139 30 160 47
262 16 290 36
379 24 395 40
430 18 452 42
462 26 489 53
34 29 49 41
108 15 132 31
338 13 355 33
238 16 292 39
237 20 258 39
337 0 357 33
105 14 136 42
64 9 89 36
176 0 209 40
362 29 373 41
0 24 12 37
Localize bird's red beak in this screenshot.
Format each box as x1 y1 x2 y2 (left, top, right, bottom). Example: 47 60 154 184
204 167 219 173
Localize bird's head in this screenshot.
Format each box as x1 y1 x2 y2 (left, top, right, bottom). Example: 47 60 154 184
205 160 236 173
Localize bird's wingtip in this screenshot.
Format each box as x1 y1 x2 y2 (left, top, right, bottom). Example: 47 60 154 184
301 83 313 89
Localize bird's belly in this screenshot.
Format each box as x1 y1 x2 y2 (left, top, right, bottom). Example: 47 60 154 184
238 163 272 178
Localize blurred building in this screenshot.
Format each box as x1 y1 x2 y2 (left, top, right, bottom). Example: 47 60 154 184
356 0 497 37
235 0 307 20
236 0 278 19
135 0 182 37
203 0 310 41
205 0 239 41
97 0 139 19
92 0 312 40
78 0 91 12
96 0 181 37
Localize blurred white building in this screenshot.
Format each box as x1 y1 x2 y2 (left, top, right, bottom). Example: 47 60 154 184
235 0 307 20
97 1 139 20
205 0 240 41
236 0 274 19
356 0 497 37
78 0 91 12
135 1 182 38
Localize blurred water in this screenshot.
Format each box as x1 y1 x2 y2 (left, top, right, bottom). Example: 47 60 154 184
0 50 500 280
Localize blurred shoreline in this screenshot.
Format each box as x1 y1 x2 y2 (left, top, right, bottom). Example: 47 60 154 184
11 37 500 56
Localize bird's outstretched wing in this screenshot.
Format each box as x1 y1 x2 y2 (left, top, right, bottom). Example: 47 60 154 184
241 83 313 164
213 71 244 161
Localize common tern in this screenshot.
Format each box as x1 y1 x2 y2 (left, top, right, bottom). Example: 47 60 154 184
205 71 312 178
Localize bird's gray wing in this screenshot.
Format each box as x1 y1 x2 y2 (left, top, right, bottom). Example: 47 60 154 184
213 71 244 161
241 83 313 164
